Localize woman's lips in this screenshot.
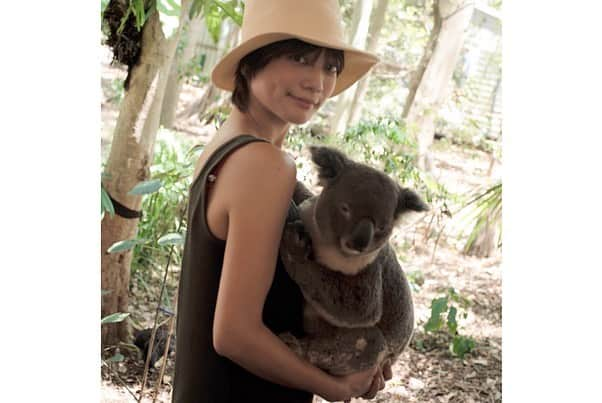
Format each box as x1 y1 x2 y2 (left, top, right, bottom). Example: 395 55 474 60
288 94 316 110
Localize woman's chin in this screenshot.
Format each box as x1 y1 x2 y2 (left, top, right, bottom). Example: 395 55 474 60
285 111 315 125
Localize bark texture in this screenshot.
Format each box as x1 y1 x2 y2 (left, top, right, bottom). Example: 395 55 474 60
101 6 186 347
403 0 474 171
160 14 208 128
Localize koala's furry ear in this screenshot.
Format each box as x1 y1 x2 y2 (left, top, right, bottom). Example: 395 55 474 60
309 146 349 185
395 187 429 218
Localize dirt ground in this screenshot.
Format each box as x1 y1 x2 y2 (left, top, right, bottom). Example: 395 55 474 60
100 48 502 402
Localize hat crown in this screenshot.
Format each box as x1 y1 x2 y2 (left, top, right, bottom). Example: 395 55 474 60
241 0 346 45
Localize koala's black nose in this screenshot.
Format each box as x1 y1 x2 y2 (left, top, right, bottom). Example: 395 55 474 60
347 219 374 252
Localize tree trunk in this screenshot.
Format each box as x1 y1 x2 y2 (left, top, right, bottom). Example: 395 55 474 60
402 0 474 171
330 0 374 134
160 15 208 128
347 0 390 127
101 5 186 347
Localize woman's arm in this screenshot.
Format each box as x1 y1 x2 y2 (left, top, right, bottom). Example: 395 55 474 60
210 142 375 401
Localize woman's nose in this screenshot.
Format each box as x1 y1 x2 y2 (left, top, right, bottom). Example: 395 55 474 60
302 66 325 93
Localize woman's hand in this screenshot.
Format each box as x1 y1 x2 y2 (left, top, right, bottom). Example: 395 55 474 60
360 359 393 399
320 366 379 402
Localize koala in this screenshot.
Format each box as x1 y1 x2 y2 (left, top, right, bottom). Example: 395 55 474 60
279 146 428 376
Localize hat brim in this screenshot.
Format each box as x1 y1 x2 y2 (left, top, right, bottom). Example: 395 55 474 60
211 32 379 97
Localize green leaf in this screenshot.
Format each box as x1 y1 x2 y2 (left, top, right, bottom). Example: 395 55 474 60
101 0 110 15
447 306 458 335
157 0 181 16
431 297 448 315
157 0 181 38
128 179 163 195
107 353 125 362
189 0 206 19
213 0 242 26
204 3 222 44
424 297 448 333
107 239 144 254
187 143 205 157
158 233 184 246
451 335 475 358
101 312 130 325
101 185 115 216
130 0 147 30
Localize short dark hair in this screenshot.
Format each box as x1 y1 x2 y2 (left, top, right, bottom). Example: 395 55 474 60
231 39 345 112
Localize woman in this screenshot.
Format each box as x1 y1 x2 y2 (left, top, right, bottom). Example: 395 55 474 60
173 1 389 401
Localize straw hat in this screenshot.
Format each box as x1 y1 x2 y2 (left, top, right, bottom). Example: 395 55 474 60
211 0 379 97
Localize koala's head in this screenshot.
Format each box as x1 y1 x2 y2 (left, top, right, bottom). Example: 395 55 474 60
309 146 428 257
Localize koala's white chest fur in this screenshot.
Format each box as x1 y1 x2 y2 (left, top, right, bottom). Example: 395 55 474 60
298 199 381 275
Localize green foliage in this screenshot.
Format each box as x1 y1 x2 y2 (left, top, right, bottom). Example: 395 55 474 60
157 0 182 38
406 270 425 293
105 78 125 104
101 183 115 218
458 181 502 252
101 312 131 325
116 0 151 34
101 132 196 291
128 179 163 195
342 117 451 207
107 352 125 362
190 0 243 43
451 335 476 358
488 0 502 10
158 233 185 246
157 0 180 16
107 238 147 253
179 53 209 85
101 0 110 16
424 296 448 332
287 116 452 247
130 132 196 281
424 288 475 358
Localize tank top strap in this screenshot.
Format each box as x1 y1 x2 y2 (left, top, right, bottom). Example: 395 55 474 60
187 134 272 243
191 134 271 192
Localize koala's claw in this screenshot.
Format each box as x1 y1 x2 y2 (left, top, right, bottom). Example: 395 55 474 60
279 332 304 357
282 220 314 261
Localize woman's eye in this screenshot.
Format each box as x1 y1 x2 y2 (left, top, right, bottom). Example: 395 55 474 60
292 55 308 64
326 64 339 74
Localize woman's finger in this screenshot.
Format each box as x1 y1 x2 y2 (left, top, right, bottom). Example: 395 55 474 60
383 360 393 381
360 375 380 399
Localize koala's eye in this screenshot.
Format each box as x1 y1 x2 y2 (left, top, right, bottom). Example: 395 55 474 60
340 203 351 216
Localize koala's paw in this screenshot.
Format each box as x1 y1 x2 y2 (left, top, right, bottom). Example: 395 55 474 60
278 332 305 357
281 220 313 261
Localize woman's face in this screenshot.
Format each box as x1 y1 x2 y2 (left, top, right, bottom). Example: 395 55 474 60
248 50 339 125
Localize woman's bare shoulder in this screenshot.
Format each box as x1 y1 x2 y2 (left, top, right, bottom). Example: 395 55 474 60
192 138 295 221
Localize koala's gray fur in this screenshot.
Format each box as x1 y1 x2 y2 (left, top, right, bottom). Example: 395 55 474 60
279 146 428 376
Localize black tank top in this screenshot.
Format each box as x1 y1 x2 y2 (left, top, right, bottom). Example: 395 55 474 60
172 135 313 403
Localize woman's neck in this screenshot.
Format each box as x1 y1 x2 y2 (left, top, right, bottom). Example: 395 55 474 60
222 104 290 148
